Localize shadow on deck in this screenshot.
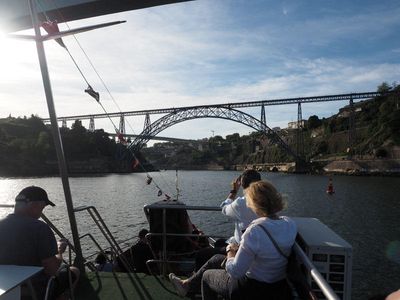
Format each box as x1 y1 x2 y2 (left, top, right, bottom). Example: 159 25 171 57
76 272 186 300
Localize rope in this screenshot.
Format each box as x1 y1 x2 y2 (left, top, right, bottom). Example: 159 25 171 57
36 0 175 198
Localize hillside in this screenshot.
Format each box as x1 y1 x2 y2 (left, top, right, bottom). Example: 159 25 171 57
0 84 398 176
142 83 400 171
0 117 143 176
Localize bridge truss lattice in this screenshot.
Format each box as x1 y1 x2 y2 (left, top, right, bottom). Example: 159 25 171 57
127 106 300 160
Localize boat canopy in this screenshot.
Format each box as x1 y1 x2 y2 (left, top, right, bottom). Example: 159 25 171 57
0 0 192 33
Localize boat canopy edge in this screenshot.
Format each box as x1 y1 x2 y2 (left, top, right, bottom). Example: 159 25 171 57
0 0 193 33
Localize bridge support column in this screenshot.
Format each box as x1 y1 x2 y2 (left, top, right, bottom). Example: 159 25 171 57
261 104 266 125
119 114 125 135
296 102 304 159
144 113 151 131
61 118 67 128
89 116 95 132
348 96 356 157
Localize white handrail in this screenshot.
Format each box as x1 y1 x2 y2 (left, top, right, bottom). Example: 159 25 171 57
293 243 340 300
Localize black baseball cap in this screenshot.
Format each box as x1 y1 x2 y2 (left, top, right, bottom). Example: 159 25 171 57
15 186 55 207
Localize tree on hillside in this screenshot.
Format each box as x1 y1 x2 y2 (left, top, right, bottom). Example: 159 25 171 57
226 133 240 143
307 115 322 129
377 82 391 93
35 131 52 159
71 120 86 134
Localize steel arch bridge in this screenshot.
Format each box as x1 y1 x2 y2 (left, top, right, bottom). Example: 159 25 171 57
127 106 300 160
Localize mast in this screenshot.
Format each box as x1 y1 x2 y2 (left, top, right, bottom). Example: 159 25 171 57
27 0 85 272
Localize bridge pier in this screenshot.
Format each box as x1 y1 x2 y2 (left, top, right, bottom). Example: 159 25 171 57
348 96 356 157
296 102 304 158
261 104 266 125
89 116 95 132
144 113 151 131
119 114 125 135
294 159 311 173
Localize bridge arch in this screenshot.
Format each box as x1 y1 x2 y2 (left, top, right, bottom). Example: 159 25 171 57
127 107 299 159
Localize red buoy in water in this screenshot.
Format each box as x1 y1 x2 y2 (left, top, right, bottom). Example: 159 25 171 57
326 178 335 194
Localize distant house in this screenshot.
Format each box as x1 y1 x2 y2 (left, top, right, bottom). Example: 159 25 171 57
338 101 364 118
287 120 305 129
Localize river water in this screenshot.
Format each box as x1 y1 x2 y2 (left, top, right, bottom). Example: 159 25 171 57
0 171 399 299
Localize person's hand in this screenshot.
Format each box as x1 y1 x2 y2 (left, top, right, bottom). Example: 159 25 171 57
230 176 241 192
226 243 239 253
57 238 68 254
226 243 239 258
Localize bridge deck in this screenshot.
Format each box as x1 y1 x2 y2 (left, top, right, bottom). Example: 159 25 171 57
42 91 381 122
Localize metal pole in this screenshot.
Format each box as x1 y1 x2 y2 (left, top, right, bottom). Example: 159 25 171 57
28 0 85 273
162 208 167 276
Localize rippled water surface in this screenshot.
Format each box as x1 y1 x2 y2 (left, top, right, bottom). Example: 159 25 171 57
1 171 399 299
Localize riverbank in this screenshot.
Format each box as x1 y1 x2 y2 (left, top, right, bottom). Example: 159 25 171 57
1 157 399 177
0 158 155 177
188 159 400 176
321 158 400 176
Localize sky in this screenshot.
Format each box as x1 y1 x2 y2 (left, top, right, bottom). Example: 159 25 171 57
0 0 399 141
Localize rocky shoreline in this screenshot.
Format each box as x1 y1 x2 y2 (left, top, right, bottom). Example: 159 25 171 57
320 159 400 176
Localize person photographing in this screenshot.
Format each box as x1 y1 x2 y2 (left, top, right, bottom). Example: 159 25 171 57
221 169 261 244
170 180 297 300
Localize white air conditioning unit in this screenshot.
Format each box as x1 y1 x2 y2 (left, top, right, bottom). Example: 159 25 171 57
293 217 352 300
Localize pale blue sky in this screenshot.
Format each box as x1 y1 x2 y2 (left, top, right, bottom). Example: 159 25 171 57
0 0 399 139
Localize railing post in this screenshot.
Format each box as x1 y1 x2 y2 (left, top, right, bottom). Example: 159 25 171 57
162 208 167 276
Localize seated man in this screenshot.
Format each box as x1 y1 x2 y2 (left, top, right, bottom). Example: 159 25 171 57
94 252 114 272
130 229 154 274
0 186 79 300
116 228 154 274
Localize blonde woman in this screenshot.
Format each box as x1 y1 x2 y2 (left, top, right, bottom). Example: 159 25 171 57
170 180 297 300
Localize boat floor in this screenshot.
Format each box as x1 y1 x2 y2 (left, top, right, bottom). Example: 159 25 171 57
75 271 188 300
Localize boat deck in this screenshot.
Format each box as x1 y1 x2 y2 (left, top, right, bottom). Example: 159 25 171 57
75 271 187 300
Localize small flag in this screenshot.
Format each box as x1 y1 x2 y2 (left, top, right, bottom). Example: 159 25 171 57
41 21 66 48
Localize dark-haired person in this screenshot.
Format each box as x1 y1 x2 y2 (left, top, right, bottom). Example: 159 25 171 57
221 169 261 244
131 228 154 273
193 170 262 271
170 180 296 300
117 228 154 274
94 252 114 272
0 186 79 300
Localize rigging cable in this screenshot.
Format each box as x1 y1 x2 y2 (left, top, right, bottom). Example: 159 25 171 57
43 0 176 195
37 0 175 198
